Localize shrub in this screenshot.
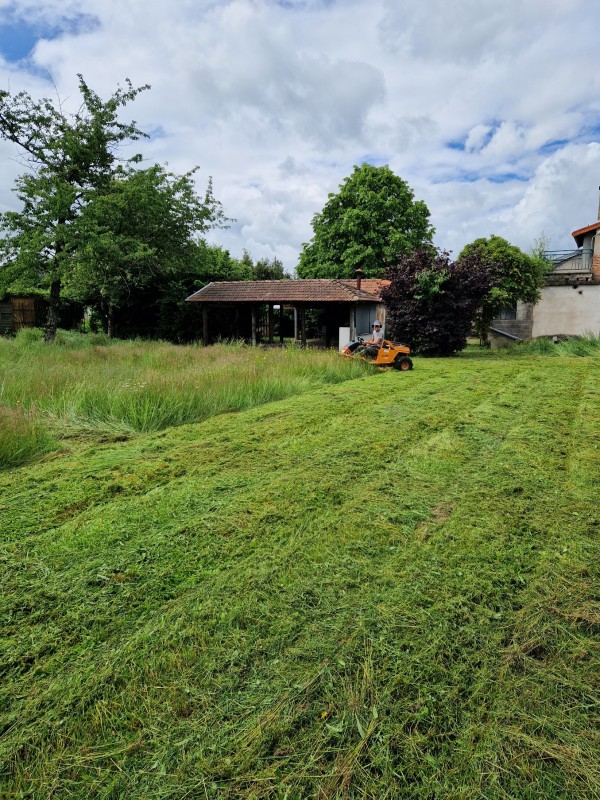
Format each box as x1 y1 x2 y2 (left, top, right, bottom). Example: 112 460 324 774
14 327 44 347
383 249 491 355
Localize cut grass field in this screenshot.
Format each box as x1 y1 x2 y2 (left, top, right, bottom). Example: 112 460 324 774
0 337 598 799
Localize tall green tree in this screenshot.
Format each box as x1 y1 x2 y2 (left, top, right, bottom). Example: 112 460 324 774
297 163 434 279
458 235 546 339
237 249 255 280
0 75 149 339
65 165 226 336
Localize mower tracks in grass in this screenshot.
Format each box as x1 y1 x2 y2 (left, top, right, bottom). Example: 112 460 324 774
1 356 599 799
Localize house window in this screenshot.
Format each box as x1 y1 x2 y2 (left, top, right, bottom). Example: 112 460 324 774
497 305 517 320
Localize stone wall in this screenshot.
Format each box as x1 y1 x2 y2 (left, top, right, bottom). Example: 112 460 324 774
489 302 534 348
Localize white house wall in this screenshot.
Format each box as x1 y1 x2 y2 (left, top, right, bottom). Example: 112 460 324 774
532 285 600 337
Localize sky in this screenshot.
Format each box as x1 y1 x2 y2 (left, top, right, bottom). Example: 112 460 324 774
0 0 599 272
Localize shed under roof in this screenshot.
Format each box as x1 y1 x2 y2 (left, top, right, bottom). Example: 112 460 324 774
186 278 389 304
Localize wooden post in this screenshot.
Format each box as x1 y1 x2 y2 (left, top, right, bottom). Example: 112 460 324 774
300 307 306 347
293 307 298 340
202 306 209 345
268 304 274 344
251 306 257 346
279 305 284 344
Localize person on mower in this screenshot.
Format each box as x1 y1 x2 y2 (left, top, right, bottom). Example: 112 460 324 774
360 321 383 359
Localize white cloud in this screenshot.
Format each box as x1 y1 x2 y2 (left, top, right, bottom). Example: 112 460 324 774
0 0 598 272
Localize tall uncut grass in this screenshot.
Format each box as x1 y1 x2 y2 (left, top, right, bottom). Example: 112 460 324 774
0 405 57 468
508 332 600 357
0 330 369 440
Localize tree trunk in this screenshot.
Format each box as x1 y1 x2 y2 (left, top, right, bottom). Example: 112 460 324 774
44 279 61 342
107 305 115 339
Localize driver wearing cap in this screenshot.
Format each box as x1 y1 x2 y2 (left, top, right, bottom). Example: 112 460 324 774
360 320 383 358
366 321 383 346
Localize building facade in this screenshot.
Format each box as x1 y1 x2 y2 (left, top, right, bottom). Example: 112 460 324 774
489 200 600 347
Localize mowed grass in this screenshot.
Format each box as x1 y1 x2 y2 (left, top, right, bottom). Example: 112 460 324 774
0 342 598 799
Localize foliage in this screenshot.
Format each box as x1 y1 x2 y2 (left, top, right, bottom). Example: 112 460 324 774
0 76 150 339
297 163 434 278
199 242 254 283
63 165 226 336
237 249 255 279
383 248 492 355
253 255 289 280
0 346 598 798
458 235 546 338
88 240 252 343
530 231 552 262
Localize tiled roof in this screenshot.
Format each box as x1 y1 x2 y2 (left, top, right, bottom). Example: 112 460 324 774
339 279 390 296
572 220 600 247
186 279 389 304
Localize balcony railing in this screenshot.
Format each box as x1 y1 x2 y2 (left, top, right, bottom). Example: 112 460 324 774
543 249 592 273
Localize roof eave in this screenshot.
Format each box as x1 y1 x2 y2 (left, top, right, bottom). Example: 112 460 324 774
571 221 600 247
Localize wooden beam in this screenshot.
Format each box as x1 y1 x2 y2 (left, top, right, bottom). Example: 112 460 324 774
251 306 257 346
300 307 306 347
268 304 274 344
279 305 284 344
202 306 209 346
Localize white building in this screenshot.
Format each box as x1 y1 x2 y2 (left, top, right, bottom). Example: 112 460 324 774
489 196 600 346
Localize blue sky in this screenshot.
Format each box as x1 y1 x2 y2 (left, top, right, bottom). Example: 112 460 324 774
0 21 41 61
0 8 99 62
0 0 599 269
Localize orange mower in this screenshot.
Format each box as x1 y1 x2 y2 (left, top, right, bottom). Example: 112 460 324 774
340 337 413 371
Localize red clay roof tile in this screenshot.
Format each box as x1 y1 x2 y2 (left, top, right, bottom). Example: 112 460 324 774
186 279 389 304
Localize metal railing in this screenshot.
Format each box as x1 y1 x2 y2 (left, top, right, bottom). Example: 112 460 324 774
543 249 592 272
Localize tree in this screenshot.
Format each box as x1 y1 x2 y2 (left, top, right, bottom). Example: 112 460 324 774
0 75 149 340
530 231 551 262
237 249 255 279
64 165 226 337
194 242 253 283
458 235 546 339
253 256 288 280
297 163 434 279
383 248 492 356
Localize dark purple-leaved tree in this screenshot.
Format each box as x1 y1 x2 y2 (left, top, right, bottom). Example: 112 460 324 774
382 248 492 355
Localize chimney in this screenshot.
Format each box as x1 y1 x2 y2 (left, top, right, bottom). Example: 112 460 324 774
355 268 365 291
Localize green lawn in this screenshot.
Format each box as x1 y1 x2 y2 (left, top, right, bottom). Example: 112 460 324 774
1 342 598 799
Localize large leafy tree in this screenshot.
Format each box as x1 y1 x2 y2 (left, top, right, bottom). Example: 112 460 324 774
0 75 149 339
458 235 546 339
64 165 227 336
297 163 434 279
383 248 492 355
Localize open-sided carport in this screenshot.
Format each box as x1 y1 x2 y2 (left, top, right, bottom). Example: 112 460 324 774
185 278 388 348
